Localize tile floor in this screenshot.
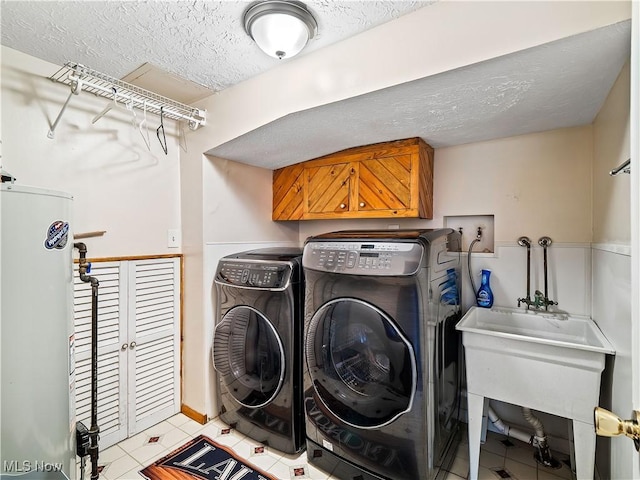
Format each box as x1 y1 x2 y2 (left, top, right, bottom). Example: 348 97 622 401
87 414 577 480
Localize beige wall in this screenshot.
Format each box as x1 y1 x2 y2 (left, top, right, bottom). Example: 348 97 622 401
435 127 593 243
593 62 631 244
202 156 298 243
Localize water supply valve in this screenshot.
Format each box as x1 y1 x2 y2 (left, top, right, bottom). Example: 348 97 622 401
76 421 90 457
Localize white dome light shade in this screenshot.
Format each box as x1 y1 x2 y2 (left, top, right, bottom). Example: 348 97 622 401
250 13 308 59
244 1 317 60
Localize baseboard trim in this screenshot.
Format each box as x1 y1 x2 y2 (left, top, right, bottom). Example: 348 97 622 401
181 404 207 424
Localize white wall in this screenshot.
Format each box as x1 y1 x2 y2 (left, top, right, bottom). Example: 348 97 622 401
591 63 633 479
1 46 182 258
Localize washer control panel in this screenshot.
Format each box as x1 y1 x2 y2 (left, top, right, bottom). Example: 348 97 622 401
216 261 291 289
302 241 423 275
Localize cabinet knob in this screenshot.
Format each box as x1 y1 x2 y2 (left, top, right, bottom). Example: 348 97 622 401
339 203 346 209
359 202 366 208
129 341 137 349
121 343 128 351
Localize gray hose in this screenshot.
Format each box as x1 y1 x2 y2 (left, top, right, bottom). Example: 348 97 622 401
467 237 481 304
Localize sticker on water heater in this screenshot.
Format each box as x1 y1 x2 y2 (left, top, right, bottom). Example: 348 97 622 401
44 221 70 250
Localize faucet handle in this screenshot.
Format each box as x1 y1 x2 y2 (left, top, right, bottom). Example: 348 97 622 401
517 297 532 308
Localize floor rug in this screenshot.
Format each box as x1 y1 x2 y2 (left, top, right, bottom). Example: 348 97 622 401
139 434 278 480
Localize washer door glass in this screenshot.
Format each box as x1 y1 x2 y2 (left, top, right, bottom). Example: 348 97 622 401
306 298 417 428
213 305 285 408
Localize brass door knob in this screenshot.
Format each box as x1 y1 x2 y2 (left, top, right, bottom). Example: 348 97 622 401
594 407 640 451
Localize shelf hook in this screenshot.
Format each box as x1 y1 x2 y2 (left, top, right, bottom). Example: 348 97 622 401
47 78 82 139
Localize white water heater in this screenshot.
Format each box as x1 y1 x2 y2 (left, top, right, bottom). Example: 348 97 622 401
1 184 76 480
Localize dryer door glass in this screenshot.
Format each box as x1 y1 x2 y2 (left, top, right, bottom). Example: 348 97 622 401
213 306 285 408
306 298 417 428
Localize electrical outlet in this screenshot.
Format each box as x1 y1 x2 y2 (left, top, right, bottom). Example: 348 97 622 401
167 229 181 248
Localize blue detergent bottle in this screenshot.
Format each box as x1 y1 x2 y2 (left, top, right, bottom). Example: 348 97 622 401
476 269 494 308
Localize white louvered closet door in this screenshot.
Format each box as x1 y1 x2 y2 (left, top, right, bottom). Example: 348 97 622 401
126 258 181 435
73 257 181 448
74 261 128 448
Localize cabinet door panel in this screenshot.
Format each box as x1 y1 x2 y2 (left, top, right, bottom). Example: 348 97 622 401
358 156 411 211
128 258 181 435
273 165 304 221
272 138 433 220
307 163 351 213
74 262 128 449
73 257 181 448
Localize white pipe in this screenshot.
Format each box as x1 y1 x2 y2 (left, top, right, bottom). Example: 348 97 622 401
487 405 533 445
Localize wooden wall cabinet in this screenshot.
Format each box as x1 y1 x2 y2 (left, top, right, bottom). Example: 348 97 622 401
273 138 433 221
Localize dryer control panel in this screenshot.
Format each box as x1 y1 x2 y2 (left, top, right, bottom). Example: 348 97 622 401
302 241 423 276
215 261 292 290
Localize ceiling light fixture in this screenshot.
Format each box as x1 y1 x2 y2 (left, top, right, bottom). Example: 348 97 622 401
243 0 317 60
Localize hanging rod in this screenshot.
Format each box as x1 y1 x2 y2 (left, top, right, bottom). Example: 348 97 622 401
609 158 631 176
47 62 206 138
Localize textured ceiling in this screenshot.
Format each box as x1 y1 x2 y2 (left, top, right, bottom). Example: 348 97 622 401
208 21 632 169
0 2 631 170
0 0 430 94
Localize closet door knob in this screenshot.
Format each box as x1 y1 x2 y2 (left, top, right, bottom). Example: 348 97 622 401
129 341 137 349
121 344 128 351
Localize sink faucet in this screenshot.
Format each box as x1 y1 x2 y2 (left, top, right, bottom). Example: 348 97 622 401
517 295 534 309
536 290 558 310
534 290 546 309
517 236 559 310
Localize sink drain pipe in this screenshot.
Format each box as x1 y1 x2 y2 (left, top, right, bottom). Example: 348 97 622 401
486 404 561 468
487 404 532 444
522 407 561 468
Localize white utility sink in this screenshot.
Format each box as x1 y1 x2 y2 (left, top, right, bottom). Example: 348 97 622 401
456 306 615 480
457 306 615 355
